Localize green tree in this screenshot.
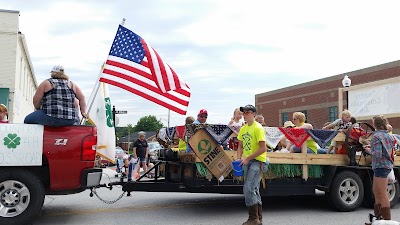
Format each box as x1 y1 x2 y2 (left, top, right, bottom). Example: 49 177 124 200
127 123 133 153
133 115 164 132
115 126 128 138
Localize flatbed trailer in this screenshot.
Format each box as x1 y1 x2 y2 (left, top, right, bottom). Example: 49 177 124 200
99 127 400 212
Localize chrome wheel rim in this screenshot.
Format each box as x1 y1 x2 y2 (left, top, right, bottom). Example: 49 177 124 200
339 178 360 205
0 180 31 217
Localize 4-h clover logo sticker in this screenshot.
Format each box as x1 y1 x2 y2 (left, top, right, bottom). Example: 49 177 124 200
198 139 212 155
3 133 21 149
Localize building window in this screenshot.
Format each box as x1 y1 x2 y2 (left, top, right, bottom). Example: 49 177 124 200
282 112 288 125
301 110 308 122
329 106 338 122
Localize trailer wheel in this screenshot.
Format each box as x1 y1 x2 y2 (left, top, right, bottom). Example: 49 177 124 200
329 171 364 211
0 169 45 225
363 177 400 208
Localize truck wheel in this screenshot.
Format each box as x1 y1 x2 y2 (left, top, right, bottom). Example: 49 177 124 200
0 169 45 225
328 171 364 212
363 177 400 208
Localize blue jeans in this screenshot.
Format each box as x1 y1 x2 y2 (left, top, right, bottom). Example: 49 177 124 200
243 160 263 207
317 148 334 154
292 146 316 154
24 110 76 126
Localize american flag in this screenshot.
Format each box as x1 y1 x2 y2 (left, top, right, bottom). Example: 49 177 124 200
100 25 191 115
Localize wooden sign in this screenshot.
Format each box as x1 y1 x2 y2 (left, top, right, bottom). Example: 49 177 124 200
189 129 232 181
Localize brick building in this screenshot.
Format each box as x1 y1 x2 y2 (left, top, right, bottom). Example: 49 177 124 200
255 60 400 133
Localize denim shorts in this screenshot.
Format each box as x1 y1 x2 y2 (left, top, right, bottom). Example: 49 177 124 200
373 168 391 178
137 157 147 163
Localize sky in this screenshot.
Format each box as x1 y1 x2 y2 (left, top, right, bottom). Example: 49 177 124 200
2 0 400 127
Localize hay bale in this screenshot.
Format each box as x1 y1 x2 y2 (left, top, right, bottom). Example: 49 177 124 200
179 152 196 163
183 165 193 178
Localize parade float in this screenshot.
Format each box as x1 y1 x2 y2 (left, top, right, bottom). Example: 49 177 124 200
98 122 400 212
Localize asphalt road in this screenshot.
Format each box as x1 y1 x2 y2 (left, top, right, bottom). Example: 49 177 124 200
32 168 400 225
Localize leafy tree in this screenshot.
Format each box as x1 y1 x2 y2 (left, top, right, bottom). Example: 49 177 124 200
115 126 128 138
133 115 163 132
127 123 133 134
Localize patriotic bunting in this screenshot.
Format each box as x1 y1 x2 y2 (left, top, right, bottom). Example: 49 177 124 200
305 129 338 148
175 125 186 140
157 127 169 142
264 127 285 149
166 127 176 141
278 127 310 149
204 124 233 145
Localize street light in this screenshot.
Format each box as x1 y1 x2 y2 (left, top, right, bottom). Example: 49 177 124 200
342 75 352 110
342 75 351 87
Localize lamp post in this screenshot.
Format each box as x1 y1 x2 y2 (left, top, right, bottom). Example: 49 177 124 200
342 75 352 110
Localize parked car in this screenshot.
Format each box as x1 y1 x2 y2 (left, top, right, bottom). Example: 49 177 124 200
148 141 162 163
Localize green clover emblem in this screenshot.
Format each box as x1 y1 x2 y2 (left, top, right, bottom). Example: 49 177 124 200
198 139 212 155
3 133 21 149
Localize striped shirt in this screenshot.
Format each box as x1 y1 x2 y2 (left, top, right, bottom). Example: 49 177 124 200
42 79 77 120
370 130 394 170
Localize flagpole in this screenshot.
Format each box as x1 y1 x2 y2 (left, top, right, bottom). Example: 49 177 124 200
83 18 127 125
81 64 104 125
168 109 170 127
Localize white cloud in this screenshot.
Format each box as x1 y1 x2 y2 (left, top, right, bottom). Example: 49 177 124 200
2 0 400 127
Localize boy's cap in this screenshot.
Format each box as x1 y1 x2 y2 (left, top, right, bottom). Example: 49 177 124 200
284 121 295 128
51 65 64 73
198 109 208 115
240 104 256 113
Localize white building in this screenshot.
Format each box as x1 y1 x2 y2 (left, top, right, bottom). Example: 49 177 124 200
0 9 37 123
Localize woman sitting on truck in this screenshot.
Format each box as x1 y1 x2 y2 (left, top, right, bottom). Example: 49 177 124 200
288 112 318 154
24 65 87 126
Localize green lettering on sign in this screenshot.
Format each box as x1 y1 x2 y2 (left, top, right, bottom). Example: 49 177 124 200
105 97 114 127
